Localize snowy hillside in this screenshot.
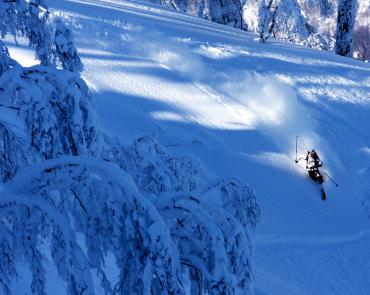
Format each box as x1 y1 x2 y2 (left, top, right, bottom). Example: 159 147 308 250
3 0 370 294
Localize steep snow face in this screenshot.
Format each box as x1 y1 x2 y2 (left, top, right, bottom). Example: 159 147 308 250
6 0 370 293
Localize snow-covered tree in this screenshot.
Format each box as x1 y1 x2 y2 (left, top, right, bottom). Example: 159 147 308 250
0 0 97 182
297 0 337 41
0 153 260 294
353 2 370 60
354 25 370 60
335 0 358 57
0 60 101 182
157 190 258 294
246 0 310 43
53 18 83 72
0 0 82 71
0 157 182 295
248 0 314 44
0 0 53 65
203 178 260 230
104 136 203 197
319 0 335 17
304 32 336 51
258 0 276 42
162 0 247 30
0 41 28 182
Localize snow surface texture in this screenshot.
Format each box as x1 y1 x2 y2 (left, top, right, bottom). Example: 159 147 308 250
31 0 370 294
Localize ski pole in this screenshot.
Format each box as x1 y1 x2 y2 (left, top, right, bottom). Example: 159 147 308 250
324 172 339 187
295 136 298 163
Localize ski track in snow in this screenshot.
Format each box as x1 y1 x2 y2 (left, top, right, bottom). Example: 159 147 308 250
8 0 368 293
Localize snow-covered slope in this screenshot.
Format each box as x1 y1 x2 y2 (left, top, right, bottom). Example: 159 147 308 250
7 0 370 293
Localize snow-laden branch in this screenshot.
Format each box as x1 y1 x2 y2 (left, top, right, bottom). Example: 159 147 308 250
0 61 101 183
1 156 182 295
0 190 93 295
104 135 203 197
157 193 254 294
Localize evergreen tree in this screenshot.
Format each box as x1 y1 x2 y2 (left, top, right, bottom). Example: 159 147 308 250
256 0 309 43
0 0 82 71
335 0 358 57
258 0 275 42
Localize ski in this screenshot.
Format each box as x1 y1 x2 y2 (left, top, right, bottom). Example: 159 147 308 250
321 187 326 201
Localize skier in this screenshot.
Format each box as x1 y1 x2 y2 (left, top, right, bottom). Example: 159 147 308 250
306 149 326 200
296 149 326 200
305 149 324 183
